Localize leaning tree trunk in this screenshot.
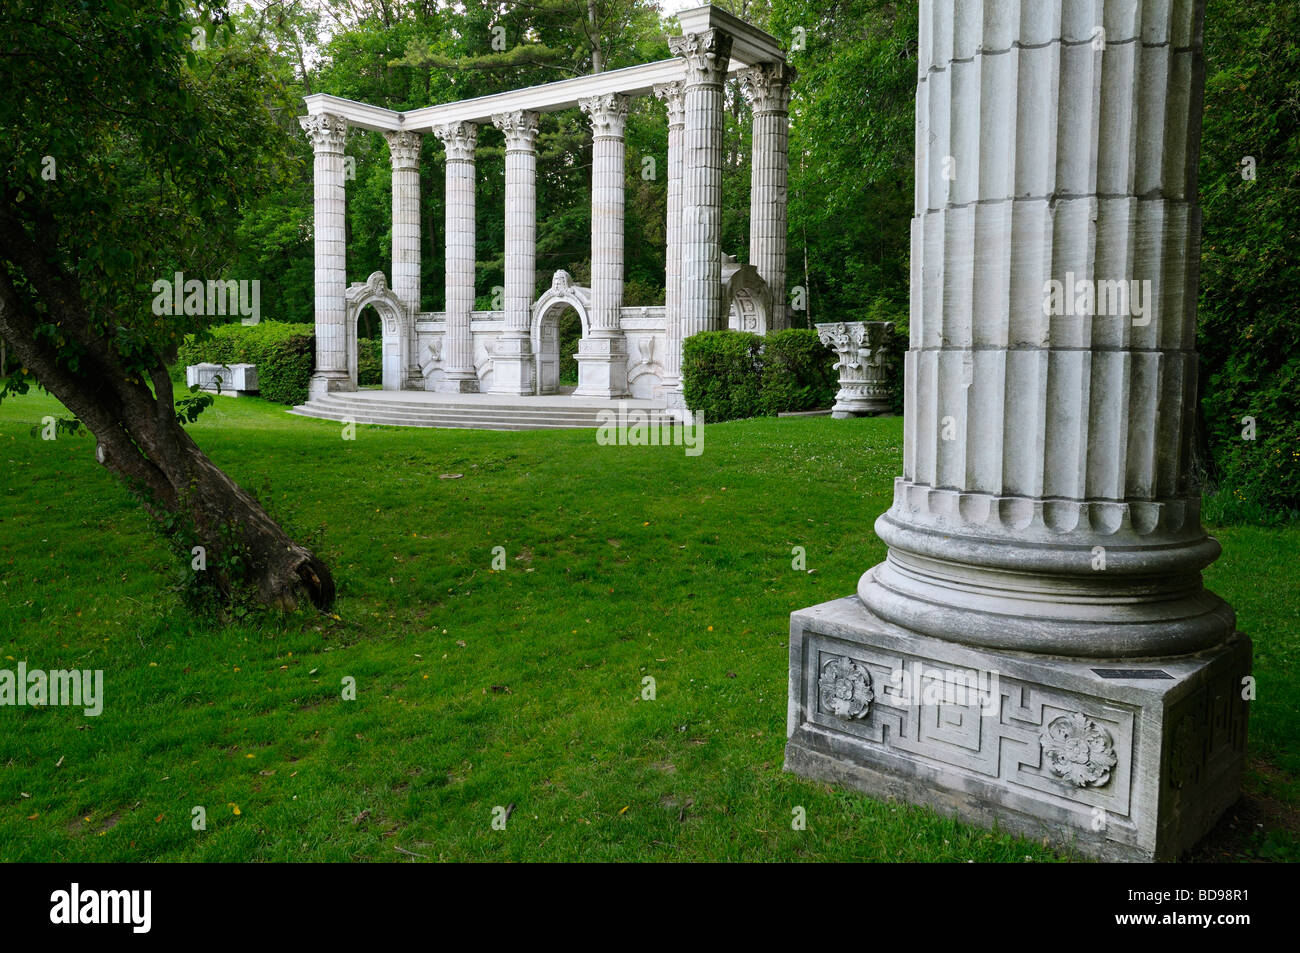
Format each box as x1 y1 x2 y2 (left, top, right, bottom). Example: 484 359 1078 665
0 239 334 611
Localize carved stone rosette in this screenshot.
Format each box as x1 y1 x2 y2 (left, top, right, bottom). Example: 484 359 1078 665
1040 712 1119 788
816 321 895 418
818 656 874 721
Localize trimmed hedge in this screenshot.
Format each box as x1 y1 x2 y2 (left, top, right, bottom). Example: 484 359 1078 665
682 328 837 423
177 321 315 405
758 329 839 416
356 337 382 387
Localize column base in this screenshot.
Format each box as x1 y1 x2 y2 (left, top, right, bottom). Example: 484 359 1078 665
488 334 535 396
831 396 891 418
786 595 1251 862
434 373 479 394
572 334 629 399
308 371 354 400
860 517 1236 658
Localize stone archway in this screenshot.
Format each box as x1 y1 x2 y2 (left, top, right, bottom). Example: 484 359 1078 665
723 257 773 335
345 272 411 391
530 271 592 395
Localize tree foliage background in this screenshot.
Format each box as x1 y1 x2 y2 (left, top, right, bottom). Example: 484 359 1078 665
7 0 1294 523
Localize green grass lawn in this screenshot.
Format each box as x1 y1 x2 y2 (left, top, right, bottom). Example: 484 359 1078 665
0 389 1296 861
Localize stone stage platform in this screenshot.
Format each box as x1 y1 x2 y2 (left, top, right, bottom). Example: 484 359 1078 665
289 389 671 431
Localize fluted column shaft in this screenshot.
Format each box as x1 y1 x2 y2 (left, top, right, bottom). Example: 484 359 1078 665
434 122 479 392
489 111 540 396
583 94 629 332
573 94 630 399
654 82 686 397
300 113 350 397
670 29 732 342
858 0 1232 658
497 112 538 335
385 132 422 315
741 64 794 330
385 131 423 389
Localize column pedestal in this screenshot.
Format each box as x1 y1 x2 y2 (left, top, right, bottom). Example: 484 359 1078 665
786 597 1250 862
490 331 534 396
574 331 630 398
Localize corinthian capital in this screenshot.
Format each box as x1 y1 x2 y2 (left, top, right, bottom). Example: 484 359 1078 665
668 28 733 85
491 110 540 150
384 130 422 169
579 93 629 139
740 62 797 114
433 121 478 161
652 81 686 128
299 113 348 153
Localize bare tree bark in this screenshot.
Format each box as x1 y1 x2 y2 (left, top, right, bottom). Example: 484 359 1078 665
588 0 603 73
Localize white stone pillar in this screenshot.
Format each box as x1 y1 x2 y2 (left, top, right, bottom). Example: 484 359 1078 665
653 81 686 409
857 0 1232 659
670 29 732 347
300 113 350 398
786 0 1251 863
433 121 479 393
574 93 630 399
741 63 794 330
490 110 540 396
384 130 423 389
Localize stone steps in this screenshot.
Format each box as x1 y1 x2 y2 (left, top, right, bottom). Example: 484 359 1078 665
289 394 674 431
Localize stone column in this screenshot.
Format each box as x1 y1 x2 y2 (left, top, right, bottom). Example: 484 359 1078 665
300 113 350 398
384 130 423 389
433 121 479 393
741 63 794 330
669 29 732 345
653 82 686 410
574 93 630 399
786 0 1250 863
489 110 540 396
858 0 1231 659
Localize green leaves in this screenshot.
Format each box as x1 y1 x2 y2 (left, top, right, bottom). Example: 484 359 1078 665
175 391 214 426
